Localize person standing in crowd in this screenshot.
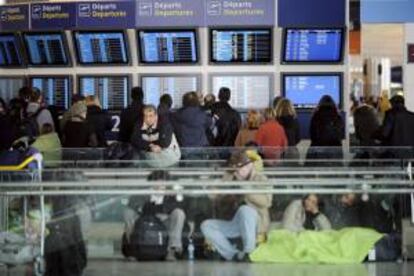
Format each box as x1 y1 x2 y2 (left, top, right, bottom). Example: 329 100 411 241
32 123 62 166
123 170 186 261
85 96 112 147
275 99 301 147
157 94 173 121
234 110 262 147
131 105 180 168
119 87 144 143
172 92 211 148
272 96 283 110
60 94 85 135
255 108 288 160
212 87 242 147
0 98 14 150
203 93 217 146
282 194 332 232
62 101 97 148
201 150 272 262
307 95 344 160
353 104 381 147
26 88 55 132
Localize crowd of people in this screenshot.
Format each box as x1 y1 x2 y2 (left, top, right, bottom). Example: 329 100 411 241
0 85 412 265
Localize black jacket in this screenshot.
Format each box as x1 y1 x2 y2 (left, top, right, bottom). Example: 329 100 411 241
380 106 414 147
118 101 144 143
310 106 344 147
353 105 381 146
130 118 173 151
86 105 112 147
172 106 211 147
212 102 241 147
277 115 301 146
63 120 96 148
0 114 15 150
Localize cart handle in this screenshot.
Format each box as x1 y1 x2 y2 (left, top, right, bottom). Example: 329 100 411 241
0 153 42 171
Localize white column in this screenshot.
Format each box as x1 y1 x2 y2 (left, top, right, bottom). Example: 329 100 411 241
404 24 414 110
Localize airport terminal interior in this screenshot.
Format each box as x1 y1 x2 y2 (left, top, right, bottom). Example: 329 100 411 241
1 0 414 275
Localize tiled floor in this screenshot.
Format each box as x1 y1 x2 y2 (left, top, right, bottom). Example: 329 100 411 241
1 260 413 276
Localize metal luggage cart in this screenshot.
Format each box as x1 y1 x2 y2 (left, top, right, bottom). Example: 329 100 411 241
0 152 45 276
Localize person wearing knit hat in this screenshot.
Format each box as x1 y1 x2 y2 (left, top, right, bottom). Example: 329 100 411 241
201 150 272 262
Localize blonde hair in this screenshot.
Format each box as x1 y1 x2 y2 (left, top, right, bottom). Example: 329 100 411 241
143 105 157 114
246 110 262 129
263 108 275 121
275 98 296 118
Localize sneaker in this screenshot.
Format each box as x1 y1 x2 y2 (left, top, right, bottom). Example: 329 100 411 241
236 252 251 263
165 249 177 261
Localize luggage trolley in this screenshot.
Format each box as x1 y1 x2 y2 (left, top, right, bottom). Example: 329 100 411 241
0 152 45 275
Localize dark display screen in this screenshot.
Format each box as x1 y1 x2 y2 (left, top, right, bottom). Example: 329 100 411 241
138 30 198 64
210 29 272 63
283 74 342 108
78 76 129 110
0 34 23 67
74 31 129 65
283 28 344 63
31 76 71 109
23 33 69 66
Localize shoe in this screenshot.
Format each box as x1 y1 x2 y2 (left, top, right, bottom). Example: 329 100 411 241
236 252 251 263
165 249 177 261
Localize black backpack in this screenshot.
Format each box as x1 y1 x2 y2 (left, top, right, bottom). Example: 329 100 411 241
129 205 168 261
20 107 46 139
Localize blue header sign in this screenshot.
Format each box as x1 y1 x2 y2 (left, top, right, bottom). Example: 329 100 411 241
31 3 76 30
278 0 346 27
0 5 29 31
205 0 275 26
361 0 414 23
77 1 136 29
136 0 205 27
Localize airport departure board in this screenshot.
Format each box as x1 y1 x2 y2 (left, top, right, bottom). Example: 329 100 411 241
141 75 199 108
283 29 344 63
30 76 70 109
0 77 25 102
138 30 198 64
74 31 129 65
0 34 23 67
282 74 342 108
23 32 69 66
210 29 272 63
78 76 129 110
211 74 271 109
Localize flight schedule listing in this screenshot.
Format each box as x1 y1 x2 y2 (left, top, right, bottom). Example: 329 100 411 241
139 31 197 63
211 30 271 62
284 29 342 62
284 75 340 108
24 33 68 65
75 32 128 64
0 35 21 66
31 77 70 109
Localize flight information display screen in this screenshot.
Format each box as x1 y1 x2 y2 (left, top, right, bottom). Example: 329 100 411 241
0 77 25 102
211 74 271 109
23 32 69 66
0 34 23 67
30 76 71 109
282 74 342 108
210 29 272 63
78 76 129 110
141 75 199 108
74 31 129 65
138 30 198 64
283 28 344 63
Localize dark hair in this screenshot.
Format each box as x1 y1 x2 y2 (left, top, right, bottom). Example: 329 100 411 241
218 87 231 102
390 95 405 108
272 96 283 109
303 194 325 211
147 170 171 181
30 87 42 102
182 91 199 107
71 94 85 105
318 95 336 109
131 86 144 103
18 86 33 102
159 94 173 109
0 97 7 111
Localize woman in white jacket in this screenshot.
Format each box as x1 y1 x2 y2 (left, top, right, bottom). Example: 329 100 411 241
282 194 332 232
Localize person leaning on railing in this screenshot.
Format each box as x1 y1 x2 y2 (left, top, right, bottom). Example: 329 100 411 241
201 150 272 262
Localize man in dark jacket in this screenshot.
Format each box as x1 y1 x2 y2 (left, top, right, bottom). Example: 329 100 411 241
172 91 211 148
118 87 144 142
86 96 112 147
212 87 241 147
124 170 186 261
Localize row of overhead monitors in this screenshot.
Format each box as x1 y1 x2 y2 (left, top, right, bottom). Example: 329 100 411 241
0 73 342 110
0 28 345 67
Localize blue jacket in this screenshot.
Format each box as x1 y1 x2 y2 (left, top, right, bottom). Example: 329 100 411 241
172 107 211 147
